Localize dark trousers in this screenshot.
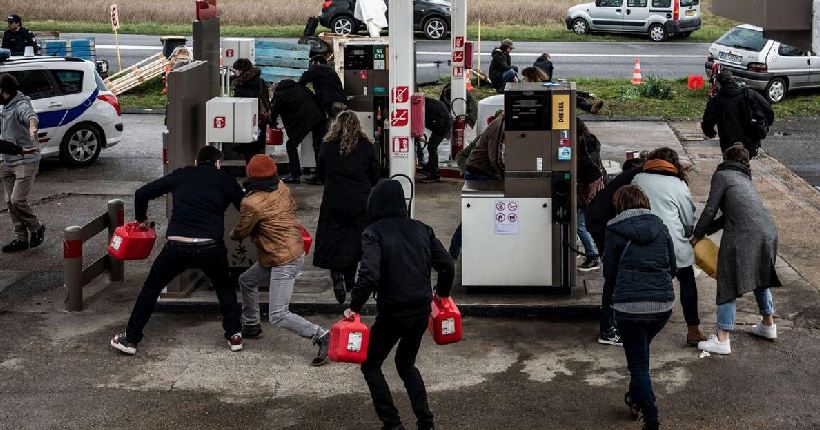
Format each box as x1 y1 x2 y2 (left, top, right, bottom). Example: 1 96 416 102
676 266 700 326
361 313 434 429
125 241 242 345
285 124 325 178
577 95 594 113
331 266 357 291
591 231 615 333
617 310 671 426
449 223 462 261
424 132 446 174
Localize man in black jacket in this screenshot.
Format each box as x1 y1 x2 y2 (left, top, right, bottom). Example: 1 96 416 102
2 15 37 56
419 97 452 182
270 79 326 183
533 53 554 81
345 179 454 430
110 146 245 356
702 71 774 157
489 39 518 94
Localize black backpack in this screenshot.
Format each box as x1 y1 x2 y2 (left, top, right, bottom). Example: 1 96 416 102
741 87 771 142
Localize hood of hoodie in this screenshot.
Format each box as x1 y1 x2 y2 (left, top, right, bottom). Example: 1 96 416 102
607 209 665 245
234 67 262 87
274 79 298 93
719 81 743 99
491 48 506 59
367 179 408 222
1 91 28 108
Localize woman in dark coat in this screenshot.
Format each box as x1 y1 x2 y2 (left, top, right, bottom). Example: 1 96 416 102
232 58 271 163
270 79 326 183
314 111 380 304
692 144 780 355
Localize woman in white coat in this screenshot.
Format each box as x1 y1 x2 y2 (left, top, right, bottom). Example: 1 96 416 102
632 147 706 346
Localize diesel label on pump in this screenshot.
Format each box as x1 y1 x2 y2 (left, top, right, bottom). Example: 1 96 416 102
552 94 570 130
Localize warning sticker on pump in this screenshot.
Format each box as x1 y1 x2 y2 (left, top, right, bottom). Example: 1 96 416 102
558 147 572 161
494 200 519 235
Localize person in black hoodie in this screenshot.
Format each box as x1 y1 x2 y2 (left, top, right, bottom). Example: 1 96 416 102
586 155 646 346
604 185 676 430
702 70 774 157
232 58 271 163
489 39 518 94
533 53 554 81
269 79 326 183
419 97 452 182
110 146 245 356
345 179 455 430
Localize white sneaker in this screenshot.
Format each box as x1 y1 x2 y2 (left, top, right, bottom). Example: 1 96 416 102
750 322 777 340
698 334 731 355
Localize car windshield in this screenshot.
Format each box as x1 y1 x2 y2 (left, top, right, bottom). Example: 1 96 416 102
716 27 767 52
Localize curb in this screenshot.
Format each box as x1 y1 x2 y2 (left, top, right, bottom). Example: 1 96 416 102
122 109 166 115
156 301 600 321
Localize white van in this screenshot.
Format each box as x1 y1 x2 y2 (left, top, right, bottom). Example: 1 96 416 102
706 25 820 103
566 0 702 42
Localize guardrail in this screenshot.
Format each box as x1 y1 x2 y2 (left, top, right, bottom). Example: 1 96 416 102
64 199 125 312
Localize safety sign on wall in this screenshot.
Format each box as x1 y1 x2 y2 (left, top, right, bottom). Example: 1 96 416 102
494 200 519 235
391 109 409 127
391 86 409 104
392 137 410 158
452 66 464 78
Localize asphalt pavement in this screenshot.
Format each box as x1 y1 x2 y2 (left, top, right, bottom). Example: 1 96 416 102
63 32 711 80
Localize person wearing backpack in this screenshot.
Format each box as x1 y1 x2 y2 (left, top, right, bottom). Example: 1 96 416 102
702 70 774 157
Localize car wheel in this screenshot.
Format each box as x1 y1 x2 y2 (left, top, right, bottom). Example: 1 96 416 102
298 36 329 56
424 17 449 40
765 78 787 103
59 124 103 167
649 24 668 42
572 18 590 35
331 15 357 35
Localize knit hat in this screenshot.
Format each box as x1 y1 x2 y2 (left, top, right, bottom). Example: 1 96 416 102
246 154 278 179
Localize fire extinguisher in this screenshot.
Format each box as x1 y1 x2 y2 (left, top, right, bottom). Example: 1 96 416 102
451 115 466 158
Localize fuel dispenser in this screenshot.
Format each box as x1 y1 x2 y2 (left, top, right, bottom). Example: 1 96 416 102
461 82 577 293
343 41 391 174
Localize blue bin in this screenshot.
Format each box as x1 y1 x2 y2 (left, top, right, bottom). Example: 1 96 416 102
43 40 68 57
70 38 96 61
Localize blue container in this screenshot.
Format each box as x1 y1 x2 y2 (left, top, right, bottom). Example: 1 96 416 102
43 40 68 57
70 38 96 61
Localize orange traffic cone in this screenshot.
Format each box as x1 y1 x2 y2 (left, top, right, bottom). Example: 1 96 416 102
162 64 171 93
465 69 474 91
632 58 643 85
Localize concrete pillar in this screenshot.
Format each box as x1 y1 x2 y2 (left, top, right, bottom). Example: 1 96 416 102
107 199 125 283
388 0 417 217
64 226 83 312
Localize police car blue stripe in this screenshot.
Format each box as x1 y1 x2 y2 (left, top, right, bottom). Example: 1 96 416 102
37 89 100 130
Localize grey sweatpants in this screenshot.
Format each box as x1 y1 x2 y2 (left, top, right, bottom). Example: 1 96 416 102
238 255 325 340
1 161 41 241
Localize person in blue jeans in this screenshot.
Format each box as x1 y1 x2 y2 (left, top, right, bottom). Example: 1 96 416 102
489 39 518 94
604 185 676 430
692 144 779 355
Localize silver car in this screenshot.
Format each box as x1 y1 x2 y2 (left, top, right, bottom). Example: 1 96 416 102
706 25 820 103
566 0 702 42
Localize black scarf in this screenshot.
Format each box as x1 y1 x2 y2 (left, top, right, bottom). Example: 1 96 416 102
717 160 751 178
242 176 280 195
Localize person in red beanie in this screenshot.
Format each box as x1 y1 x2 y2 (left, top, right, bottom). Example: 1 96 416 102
230 154 331 366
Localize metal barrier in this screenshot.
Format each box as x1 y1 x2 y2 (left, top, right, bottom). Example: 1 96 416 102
64 199 125 312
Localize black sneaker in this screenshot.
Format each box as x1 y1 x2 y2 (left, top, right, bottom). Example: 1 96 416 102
2 239 29 253
332 273 346 304
598 328 623 347
624 392 639 420
305 175 323 186
242 323 263 339
110 334 137 355
281 175 301 184
579 256 601 272
311 330 330 366
29 225 46 248
421 174 441 183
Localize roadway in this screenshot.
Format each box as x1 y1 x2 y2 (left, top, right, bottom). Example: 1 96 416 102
63 33 711 80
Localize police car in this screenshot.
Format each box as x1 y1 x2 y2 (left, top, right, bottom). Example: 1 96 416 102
0 52 122 166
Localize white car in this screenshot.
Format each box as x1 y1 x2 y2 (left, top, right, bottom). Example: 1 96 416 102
566 0 702 42
0 55 122 166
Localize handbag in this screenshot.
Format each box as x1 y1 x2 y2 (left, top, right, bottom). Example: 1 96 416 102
694 238 719 280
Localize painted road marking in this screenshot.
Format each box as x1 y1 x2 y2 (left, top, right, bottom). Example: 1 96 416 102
417 51 704 58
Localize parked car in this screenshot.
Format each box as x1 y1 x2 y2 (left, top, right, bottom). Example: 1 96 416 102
566 0 701 42
0 55 122 166
319 0 451 40
705 24 820 103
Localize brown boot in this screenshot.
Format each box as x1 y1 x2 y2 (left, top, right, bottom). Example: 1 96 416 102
687 325 707 346
590 100 604 114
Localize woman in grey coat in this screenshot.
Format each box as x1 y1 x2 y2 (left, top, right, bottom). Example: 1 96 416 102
692 144 780 355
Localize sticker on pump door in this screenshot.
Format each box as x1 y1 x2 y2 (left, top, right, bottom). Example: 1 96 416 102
494 200 519 235
442 318 456 335
347 332 363 352
111 235 123 251
558 147 572 161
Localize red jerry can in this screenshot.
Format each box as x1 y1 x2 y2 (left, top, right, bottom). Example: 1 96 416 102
329 314 370 364
428 296 462 345
687 75 704 90
266 126 284 146
299 224 313 255
108 222 157 261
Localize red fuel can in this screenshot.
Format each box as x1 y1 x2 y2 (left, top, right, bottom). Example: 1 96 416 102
329 314 370 364
266 126 283 146
108 222 157 261
428 296 462 345
300 224 313 255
